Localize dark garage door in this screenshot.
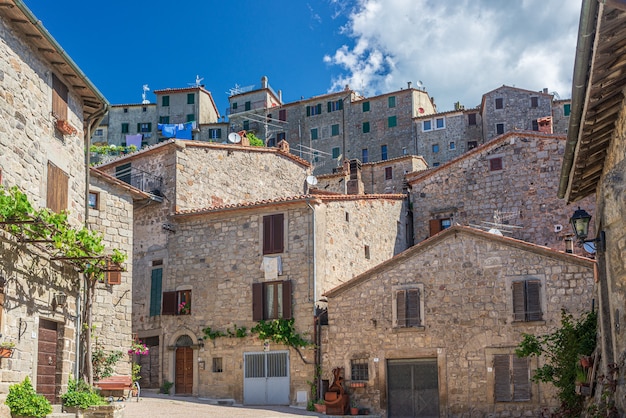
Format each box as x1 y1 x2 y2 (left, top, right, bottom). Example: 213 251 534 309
387 358 439 418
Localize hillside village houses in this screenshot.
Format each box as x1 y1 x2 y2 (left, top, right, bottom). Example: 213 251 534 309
0 0 138 407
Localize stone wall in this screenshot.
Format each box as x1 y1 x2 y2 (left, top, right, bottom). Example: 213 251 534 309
323 227 595 417
409 132 596 252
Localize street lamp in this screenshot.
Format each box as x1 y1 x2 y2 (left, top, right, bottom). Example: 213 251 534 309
569 207 605 252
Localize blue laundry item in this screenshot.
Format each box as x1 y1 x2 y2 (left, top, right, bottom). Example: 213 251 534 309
161 124 177 138
175 124 193 139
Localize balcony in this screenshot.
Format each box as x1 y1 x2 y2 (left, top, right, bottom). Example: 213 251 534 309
115 166 164 200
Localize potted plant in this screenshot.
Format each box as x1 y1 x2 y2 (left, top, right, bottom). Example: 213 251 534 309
5 376 52 418
350 398 359 415
575 365 591 396
178 301 190 315
313 399 326 414
0 341 16 358
61 377 106 413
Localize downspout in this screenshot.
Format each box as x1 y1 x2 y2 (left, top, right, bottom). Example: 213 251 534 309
305 198 320 401
558 0 599 199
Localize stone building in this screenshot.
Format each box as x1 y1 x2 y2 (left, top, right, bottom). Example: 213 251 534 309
558 0 626 413
323 226 595 417
407 131 595 252
0 0 134 402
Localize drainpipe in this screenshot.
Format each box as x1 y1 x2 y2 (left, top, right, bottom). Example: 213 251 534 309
305 198 320 400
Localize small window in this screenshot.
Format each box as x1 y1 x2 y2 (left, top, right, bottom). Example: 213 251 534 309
245 101 251 111
449 141 456 150
232 102 238 110
363 121 370 133
162 96 170 107
388 116 397 128
468 113 477 126
381 145 388 160
162 289 192 315
423 120 432 131
564 103 571 116
362 101 370 112
432 162 440 167
142 107 147 112
209 128 221 139
243 120 249 131
94 129 103 137
429 218 451 236
138 123 152 133
530 97 538 108
435 117 445 129
186 114 195 122
327 100 343 112
468 141 478 150
252 280 292 320
495 97 503 109
123 108 128 113
351 358 369 381
311 128 318 140
276 132 286 142
88 191 99 210
115 163 131 184
496 123 504 135
362 149 369 163
364 245 370 259
187 93 195 104
212 358 223 373
263 213 284 255
306 104 322 116
532 119 539 131
512 279 542 322
432 144 439 153
388 96 396 108
331 124 340 136
385 167 392 180
121 123 129 134
489 157 503 171
159 116 169 124
332 147 340 159
279 109 287 121
494 354 530 402
394 287 422 327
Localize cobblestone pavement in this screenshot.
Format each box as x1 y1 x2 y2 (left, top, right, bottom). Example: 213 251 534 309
122 392 321 418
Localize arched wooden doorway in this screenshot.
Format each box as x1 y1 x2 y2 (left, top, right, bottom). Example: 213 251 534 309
174 335 193 394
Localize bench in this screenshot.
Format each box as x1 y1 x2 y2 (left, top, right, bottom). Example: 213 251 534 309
94 375 139 402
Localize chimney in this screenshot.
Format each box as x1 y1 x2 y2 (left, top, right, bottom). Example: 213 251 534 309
261 76 268 89
543 88 548 94
346 159 364 195
278 90 282 103
407 81 412 89
277 139 289 153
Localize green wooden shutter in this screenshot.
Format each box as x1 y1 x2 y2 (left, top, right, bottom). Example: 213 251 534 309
396 290 406 327
512 356 530 401
327 102 332 113
337 99 343 110
494 354 512 402
137 123 141 133
316 104 322 114
512 281 526 321
306 106 311 117
526 280 542 321
149 268 163 316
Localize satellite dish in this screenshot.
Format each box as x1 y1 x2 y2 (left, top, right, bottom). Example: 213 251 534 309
228 133 242 144
583 241 596 255
306 175 318 186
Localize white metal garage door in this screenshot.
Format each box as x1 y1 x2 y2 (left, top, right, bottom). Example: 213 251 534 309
243 351 289 405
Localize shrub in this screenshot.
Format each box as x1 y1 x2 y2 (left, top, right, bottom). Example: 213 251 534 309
5 376 53 418
61 377 107 409
160 380 174 395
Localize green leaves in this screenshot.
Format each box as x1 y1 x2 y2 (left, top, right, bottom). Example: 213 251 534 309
5 376 53 417
60 377 106 409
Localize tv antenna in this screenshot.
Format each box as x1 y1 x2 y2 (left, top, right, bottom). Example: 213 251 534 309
470 210 521 236
141 84 150 104
189 75 204 87
227 83 255 96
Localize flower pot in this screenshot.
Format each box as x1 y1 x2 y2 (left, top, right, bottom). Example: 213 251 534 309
0 347 14 358
580 356 592 368
56 119 77 136
313 403 326 413
351 407 359 415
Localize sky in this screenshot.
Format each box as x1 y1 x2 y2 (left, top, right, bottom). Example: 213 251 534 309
24 0 582 115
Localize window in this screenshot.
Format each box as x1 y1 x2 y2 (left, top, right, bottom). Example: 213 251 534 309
162 96 169 107
115 162 131 184
468 113 477 126
495 98 503 109
245 101 251 111
52 74 68 121
362 101 370 112
142 107 147 112
94 129 103 137
332 147 340 159
311 128 318 140
263 213 284 255
149 265 163 317
186 114 195 122
314 151 320 163
121 123 129 134
88 191 99 210
351 358 369 381
362 121 370 133
306 104 322 116
489 157 503 171
252 280 292 320
381 145 388 160
279 109 287 121
394 287 422 327
232 102 238 110
243 120 249 131
530 97 538 108
159 116 169 124
496 123 504 135
512 279 542 321
532 119 539 131
432 144 439 153
388 116 397 128
494 354 530 402
388 96 396 108
362 148 369 163
385 166 392 180
435 117 445 129
327 100 343 112
276 132 286 142
433 162 440 167
331 124 340 136
46 161 68 213
267 138 276 147
209 128 221 139
449 141 456 150
564 103 571 116
212 358 223 373
423 120 432 131
162 289 192 315
429 218 451 236
187 93 195 104
123 108 128 113
137 123 152 133
468 140 478 150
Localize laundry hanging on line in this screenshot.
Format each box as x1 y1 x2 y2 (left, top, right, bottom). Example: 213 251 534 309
157 121 197 139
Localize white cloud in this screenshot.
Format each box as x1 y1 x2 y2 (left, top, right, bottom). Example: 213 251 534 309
325 0 581 110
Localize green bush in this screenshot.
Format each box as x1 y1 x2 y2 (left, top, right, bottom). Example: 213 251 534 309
5 376 53 418
160 380 174 395
61 377 107 409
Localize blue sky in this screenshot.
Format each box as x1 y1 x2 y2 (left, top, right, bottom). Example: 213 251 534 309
25 0 582 116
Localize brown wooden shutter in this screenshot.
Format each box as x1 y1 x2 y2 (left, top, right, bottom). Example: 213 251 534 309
162 291 177 315
494 354 512 402
407 289 420 326
52 74 68 121
512 355 530 401
263 214 284 255
46 161 68 213
429 219 442 237
526 280 542 321
252 283 264 321
512 281 526 321
282 280 292 319
396 290 406 327
279 109 286 121
106 262 122 285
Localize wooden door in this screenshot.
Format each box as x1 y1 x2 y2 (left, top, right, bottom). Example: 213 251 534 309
37 319 58 403
387 358 439 418
175 347 193 394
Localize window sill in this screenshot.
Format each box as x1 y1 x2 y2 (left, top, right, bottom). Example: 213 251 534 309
511 320 546 327
393 326 426 333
